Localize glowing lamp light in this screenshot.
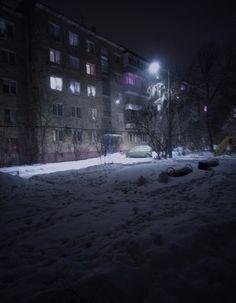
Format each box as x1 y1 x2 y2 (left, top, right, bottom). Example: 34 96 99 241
70 84 75 93
204 105 208 112
115 99 120 104
149 62 160 75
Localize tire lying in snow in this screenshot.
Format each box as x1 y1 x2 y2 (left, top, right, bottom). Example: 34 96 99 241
166 164 193 177
198 159 219 170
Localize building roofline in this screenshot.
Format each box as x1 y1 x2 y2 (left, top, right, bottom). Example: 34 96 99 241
36 3 126 51
4 0 149 62
0 3 24 18
123 48 149 64
35 2 149 62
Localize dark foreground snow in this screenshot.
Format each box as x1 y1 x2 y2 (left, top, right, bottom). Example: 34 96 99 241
0 155 236 303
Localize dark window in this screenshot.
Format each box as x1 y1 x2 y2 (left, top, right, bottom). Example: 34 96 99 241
114 73 122 84
4 109 10 122
69 56 80 69
86 40 95 54
128 55 144 69
2 79 17 94
101 55 109 74
8 138 18 153
102 80 110 96
114 53 121 64
49 23 61 41
72 130 82 142
125 110 138 123
101 47 108 56
128 133 138 143
9 52 15 65
116 113 124 124
103 103 111 117
4 109 17 123
72 106 81 118
52 103 63 116
0 19 6 39
58 130 63 141
0 19 14 39
2 50 7 62
1 50 16 65
6 23 14 39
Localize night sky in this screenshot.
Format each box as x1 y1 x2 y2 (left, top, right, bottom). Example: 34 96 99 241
41 0 235 64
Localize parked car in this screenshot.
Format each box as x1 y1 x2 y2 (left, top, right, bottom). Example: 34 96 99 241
126 145 152 158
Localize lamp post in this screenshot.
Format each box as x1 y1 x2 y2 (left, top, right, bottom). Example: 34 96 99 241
148 62 172 158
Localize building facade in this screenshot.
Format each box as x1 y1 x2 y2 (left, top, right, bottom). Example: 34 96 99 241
0 1 150 166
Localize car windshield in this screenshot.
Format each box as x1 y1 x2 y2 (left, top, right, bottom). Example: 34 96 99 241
131 146 151 151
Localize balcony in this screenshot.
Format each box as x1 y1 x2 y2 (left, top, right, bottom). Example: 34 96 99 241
125 104 142 111
125 123 136 129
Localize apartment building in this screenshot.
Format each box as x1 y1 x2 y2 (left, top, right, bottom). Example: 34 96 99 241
0 1 149 166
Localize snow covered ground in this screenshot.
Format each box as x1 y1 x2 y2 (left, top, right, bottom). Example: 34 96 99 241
0 153 236 303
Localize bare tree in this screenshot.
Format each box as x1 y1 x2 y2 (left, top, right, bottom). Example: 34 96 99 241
134 103 168 158
36 103 53 163
71 129 89 160
183 42 236 151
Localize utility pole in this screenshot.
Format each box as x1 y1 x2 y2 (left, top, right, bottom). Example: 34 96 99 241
167 70 172 158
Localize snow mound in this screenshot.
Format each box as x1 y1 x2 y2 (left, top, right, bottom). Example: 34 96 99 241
0 171 26 191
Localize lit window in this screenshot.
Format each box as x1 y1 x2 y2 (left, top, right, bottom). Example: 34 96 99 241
52 103 63 116
114 92 122 104
69 56 80 69
203 105 208 112
86 62 96 75
49 23 61 41
50 76 63 91
52 129 63 141
1 49 16 65
3 79 17 94
69 32 79 47
124 73 140 86
70 81 80 95
87 85 96 97
49 49 61 64
72 106 81 118
86 40 95 54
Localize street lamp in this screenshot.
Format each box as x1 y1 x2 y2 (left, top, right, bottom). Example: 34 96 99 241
149 62 160 75
148 62 172 158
